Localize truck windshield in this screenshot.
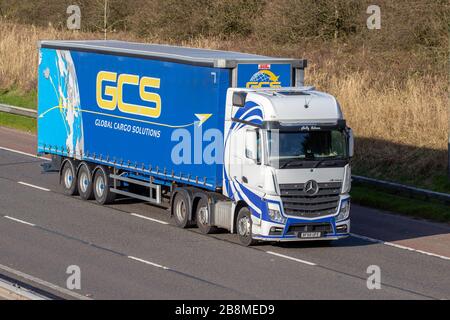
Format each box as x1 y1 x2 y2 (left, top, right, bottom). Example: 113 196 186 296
267 130 347 167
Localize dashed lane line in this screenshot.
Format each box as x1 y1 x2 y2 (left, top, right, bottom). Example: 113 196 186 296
17 181 50 192
266 251 317 266
4 216 36 227
127 256 170 270
130 213 169 225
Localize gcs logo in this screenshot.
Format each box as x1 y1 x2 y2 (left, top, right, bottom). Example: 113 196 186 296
96 71 161 118
246 70 281 88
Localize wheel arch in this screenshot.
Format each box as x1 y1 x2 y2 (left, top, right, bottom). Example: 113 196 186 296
59 157 79 183
59 157 76 177
232 200 248 234
191 191 210 221
76 160 94 177
92 164 110 181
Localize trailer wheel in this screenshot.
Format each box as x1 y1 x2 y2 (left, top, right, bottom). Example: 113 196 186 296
77 163 94 200
236 207 256 246
93 167 116 205
196 198 218 234
61 160 78 196
173 192 190 228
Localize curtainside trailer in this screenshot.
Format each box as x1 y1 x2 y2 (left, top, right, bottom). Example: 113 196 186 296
37 40 353 245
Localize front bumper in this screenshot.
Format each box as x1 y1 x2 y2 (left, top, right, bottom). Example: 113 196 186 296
253 218 350 242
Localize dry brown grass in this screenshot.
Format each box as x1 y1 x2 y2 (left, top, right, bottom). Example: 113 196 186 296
0 21 138 91
309 69 448 180
0 20 448 185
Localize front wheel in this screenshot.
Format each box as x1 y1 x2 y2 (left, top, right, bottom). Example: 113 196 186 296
236 207 256 246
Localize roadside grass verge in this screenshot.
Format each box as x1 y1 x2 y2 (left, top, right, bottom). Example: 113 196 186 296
0 112 36 133
0 89 36 109
351 185 450 223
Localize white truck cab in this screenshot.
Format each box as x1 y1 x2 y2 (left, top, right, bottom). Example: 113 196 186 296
223 87 353 245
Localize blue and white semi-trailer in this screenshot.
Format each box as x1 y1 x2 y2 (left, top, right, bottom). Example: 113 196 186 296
37 40 353 245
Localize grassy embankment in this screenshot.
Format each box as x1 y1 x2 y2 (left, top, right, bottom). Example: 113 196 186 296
0 89 37 133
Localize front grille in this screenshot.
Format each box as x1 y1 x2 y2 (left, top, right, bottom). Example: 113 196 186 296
279 182 341 218
287 223 333 235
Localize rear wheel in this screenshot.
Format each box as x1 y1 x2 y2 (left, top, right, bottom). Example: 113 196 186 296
93 167 116 205
196 198 218 234
173 192 190 228
61 160 78 196
77 163 94 200
236 206 256 246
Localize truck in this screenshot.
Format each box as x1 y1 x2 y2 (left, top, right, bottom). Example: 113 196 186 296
37 40 353 246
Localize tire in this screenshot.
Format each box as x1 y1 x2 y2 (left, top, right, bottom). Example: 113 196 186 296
172 192 190 228
61 159 78 196
236 206 256 246
196 198 218 234
77 163 94 200
93 167 116 205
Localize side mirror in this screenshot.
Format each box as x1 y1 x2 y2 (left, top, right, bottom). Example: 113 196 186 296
348 128 354 158
233 91 247 107
245 130 258 162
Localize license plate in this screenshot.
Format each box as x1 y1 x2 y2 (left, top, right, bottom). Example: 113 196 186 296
300 232 322 238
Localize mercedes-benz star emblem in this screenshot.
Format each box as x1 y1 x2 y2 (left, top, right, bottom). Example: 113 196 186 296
304 180 319 195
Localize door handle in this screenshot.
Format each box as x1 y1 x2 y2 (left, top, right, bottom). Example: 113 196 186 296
241 176 248 184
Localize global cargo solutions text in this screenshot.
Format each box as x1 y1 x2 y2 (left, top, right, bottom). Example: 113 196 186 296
94 117 224 165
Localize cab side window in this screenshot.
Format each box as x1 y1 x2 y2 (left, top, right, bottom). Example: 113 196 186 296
245 129 261 165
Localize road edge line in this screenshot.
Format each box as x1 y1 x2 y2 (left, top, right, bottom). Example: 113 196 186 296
0 146 49 161
350 233 450 261
0 263 91 300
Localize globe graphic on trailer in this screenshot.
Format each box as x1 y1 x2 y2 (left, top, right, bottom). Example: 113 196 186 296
249 71 272 83
41 50 84 158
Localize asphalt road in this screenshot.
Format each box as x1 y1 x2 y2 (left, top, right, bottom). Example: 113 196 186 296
0 127 449 299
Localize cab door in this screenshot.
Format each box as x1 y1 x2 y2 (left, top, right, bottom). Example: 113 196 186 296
242 128 264 190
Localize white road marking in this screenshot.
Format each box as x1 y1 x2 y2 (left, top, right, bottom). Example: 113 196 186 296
127 256 170 270
130 213 169 225
4 216 36 227
0 146 49 161
0 263 91 300
266 251 316 266
351 233 450 262
17 181 50 192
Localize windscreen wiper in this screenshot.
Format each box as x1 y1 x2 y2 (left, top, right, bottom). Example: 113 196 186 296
279 160 305 169
313 157 345 168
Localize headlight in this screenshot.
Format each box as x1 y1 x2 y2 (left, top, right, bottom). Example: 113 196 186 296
341 165 351 194
267 203 286 224
336 199 350 221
